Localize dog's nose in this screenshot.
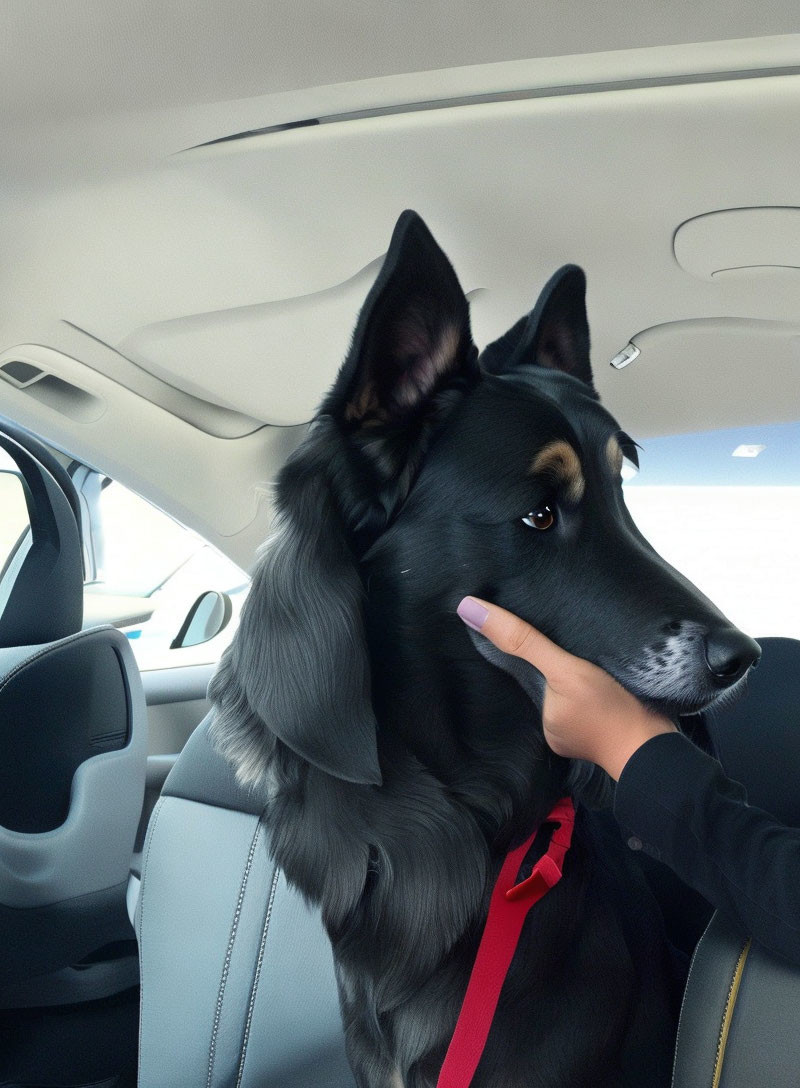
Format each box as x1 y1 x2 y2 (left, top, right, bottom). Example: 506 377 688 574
704 628 762 683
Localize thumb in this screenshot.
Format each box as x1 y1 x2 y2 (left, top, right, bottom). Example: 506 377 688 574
457 596 570 681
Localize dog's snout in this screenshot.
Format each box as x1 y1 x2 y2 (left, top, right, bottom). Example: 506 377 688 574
626 620 761 710
704 628 761 684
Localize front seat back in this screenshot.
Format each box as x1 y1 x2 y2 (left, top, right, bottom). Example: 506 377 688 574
0 421 147 1003
0 421 83 646
672 637 800 1087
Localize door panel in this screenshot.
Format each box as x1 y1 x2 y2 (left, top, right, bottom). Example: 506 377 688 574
141 664 215 755
134 665 216 854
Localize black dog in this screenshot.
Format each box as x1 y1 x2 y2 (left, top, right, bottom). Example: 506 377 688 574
210 212 760 1087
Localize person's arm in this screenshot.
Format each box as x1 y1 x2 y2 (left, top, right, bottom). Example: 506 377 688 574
615 730 800 965
457 595 800 966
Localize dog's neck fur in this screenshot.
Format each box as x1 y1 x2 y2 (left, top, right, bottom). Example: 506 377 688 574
264 627 571 1086
268 611 559 931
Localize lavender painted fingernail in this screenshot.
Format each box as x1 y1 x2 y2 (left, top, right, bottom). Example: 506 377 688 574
457 597 489 631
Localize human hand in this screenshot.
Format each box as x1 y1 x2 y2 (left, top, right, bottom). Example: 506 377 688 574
457 596 677 781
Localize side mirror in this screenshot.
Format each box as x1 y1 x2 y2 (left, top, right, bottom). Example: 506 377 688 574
170 590 233 650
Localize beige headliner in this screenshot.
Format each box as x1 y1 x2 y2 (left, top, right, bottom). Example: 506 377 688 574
0 7 798 566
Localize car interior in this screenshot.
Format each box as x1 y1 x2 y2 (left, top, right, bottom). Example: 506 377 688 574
0 4 799 1086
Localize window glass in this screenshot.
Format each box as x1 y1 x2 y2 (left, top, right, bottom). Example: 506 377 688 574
88 479 248 669
623 420 800 639
96 483 205 596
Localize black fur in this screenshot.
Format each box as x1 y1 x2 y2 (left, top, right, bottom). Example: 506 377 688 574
210 211 751 1087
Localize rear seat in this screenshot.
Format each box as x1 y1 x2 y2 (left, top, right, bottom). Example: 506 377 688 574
137 639 800 1086
135 715 356 1087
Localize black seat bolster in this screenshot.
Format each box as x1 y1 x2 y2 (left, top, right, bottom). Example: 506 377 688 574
673 637 800 1087
705 637 800 827
671 912 750 1087
161 710 265 816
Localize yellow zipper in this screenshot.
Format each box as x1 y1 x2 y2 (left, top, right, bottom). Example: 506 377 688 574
712 937 752 1088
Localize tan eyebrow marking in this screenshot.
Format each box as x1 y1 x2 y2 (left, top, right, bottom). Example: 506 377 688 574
606 435 624 476
529 440 585 503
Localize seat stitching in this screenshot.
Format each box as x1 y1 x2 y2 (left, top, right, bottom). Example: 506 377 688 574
136 795 166 1079
207 817 264 1088
235 851 281 1088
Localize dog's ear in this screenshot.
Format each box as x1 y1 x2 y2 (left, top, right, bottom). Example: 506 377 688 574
328 210 476 425
209 213 475 788
209 434 383 787
322 210 478 538
481 265 593 389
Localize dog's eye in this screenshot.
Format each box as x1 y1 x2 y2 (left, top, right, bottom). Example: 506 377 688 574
522 505 555 530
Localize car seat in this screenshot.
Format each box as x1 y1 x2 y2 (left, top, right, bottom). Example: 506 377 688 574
135 715 355 1087
0 420 147 1082
137 637 800 1087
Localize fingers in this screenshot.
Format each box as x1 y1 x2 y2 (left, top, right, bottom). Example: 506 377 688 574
457 596 572 681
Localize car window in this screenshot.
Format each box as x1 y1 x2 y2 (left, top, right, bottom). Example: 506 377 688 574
623 419 800 639
85 476 248 670
95 480 206 596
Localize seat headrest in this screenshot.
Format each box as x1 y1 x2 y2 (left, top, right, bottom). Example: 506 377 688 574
0 419 83 647
705 637 800 827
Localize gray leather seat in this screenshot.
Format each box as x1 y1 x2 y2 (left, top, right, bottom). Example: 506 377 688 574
139 639 800 1086
0 420 147 1007
136 714 356 1087
672 637 800 1087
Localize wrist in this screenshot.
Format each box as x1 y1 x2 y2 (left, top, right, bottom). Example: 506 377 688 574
599 717 677 781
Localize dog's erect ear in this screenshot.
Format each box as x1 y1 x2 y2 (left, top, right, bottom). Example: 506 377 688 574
325 209 477 431
480 265 593 388
209 438 382 787
209 212 474 788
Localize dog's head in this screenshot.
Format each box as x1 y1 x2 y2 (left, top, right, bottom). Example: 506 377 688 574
210 211 760 789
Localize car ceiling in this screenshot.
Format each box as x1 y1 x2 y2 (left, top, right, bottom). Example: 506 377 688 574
0 3 799 567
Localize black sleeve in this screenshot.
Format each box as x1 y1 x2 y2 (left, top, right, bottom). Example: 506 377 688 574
613 730 800 965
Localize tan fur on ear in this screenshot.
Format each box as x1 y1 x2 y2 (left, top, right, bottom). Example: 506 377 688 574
393 322 462 408
344 324 462 424
530 440 585 503
344 381 387 425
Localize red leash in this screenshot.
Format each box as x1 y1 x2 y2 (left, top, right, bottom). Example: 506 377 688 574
435 797 576 1088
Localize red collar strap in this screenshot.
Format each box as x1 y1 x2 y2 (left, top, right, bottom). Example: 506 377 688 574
436 797 576 1088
